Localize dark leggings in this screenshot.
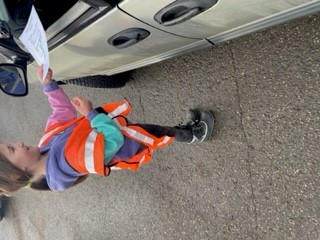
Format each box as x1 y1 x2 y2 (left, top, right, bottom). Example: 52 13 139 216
95 108 193 142
133 124 193 143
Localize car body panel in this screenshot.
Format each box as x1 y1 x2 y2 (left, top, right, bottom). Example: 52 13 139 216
47 7 204 80
119 0 317 39
209 0 320 44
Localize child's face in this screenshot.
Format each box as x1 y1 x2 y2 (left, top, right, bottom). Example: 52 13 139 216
0 142 41 173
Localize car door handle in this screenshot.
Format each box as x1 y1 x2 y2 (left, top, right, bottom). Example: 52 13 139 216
108 28 150 49
111 37 139 49
154 0 218 26
159 7 201 26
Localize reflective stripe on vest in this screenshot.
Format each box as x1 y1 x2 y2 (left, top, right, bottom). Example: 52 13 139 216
102 100 160 147
113 118 154 146
112 117 172 148
110 151 149 171
107 100 131 118
84 130 98 173
38 126 64 147
38 118 81 147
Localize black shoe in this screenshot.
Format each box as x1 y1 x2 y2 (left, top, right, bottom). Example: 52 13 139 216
186 109 201 124
188 110 214 143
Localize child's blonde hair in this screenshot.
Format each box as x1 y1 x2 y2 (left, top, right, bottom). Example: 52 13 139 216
0 153 33 196
0 153 89 196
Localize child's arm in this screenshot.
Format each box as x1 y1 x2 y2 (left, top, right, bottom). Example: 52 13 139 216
71 96 124 163
37 66 77 129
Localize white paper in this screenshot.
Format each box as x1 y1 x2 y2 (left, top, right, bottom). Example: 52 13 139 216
19 6 49 81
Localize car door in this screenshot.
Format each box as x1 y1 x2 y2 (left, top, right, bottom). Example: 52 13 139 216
48 7 210 79
26 0 211 81
118 0 320 43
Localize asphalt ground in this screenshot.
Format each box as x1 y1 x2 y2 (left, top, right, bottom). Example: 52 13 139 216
0 12 319 240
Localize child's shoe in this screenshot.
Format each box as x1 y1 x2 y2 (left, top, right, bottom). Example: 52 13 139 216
186 109 201 124
188 110 214 143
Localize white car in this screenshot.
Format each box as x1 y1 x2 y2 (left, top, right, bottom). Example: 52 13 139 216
0 0 319 90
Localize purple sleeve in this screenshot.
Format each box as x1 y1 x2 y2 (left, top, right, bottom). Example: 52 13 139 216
43 80 77 129
86 109 99 121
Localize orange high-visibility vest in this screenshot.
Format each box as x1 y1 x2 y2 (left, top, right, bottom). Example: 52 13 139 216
38 99 174 176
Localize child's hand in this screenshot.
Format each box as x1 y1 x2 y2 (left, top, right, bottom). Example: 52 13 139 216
37 65 53 84
71 96 93 116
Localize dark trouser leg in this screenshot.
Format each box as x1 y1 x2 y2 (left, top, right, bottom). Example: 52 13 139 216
133 124 193 143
